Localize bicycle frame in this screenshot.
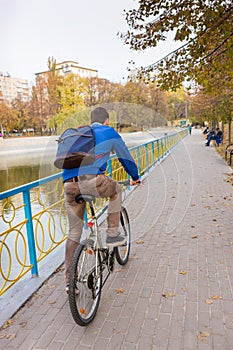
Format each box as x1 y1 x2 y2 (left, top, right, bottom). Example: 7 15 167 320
83 199 113 290
69 180 131 326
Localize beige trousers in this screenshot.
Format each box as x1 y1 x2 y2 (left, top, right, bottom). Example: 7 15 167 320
64 174 122 283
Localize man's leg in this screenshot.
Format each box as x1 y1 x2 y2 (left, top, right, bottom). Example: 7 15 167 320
79 175 125 247
106 188 126 247
65 238 79 284
64 182 85 285
107 190 121 237
95 176 125 246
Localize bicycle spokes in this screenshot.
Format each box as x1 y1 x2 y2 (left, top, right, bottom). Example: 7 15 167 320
69 241 102 326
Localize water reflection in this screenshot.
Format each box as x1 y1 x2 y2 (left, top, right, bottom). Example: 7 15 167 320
0 136 59 192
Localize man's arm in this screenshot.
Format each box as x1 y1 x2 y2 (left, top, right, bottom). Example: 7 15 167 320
112 135 140 181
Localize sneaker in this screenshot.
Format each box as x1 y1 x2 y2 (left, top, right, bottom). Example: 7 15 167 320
106 235 127 248
65 284 79 295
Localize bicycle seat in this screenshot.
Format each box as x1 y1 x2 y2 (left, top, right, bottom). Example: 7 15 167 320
75 194 96 204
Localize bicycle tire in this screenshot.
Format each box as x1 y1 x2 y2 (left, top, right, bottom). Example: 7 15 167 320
115 207 130 265
69 239 102 326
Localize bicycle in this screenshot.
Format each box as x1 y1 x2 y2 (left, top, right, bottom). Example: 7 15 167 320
68 180 131 326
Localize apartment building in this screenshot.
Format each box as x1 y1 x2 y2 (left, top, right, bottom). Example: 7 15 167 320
0 72 30 105
35 60 98 80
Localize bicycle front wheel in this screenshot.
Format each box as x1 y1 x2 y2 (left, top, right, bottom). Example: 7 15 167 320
115 207 130 265
69 239 102 326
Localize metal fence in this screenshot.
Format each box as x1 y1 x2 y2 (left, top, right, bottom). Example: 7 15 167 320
0 129 188 295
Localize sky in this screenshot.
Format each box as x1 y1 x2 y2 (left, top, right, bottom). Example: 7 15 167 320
1 0 179 86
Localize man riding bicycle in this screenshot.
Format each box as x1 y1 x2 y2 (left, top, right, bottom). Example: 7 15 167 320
63 107 140 291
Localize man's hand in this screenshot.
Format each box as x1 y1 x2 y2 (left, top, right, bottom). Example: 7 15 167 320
131 179 141 186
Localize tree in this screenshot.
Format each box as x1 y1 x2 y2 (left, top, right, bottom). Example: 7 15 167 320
57 73 88 112
0 102 18 132
11 98 31 130
31 77 48 132
84 77 121 106
190 85 233 142
121 1 233 91
46 57 61 118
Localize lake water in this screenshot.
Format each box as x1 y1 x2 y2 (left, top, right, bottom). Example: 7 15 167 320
0 128 175 192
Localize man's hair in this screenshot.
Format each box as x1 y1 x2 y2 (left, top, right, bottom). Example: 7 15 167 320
91 107 109 124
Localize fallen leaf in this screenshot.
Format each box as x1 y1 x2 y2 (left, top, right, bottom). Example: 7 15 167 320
55 266 65 272
19 322 27 328
0 333 16 340
198 332 210 340
191 225 195 228
49 301 56 305
2 319 13 329
162 292 176 298
115 288 124 294
179 270 187 275
192 235 198 239
211 295 222 300
46 284 55 289
205 299 214 304
136 240 144 244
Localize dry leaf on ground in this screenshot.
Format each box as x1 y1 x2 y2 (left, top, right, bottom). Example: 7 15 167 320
115 288 124 294
0 333 16 340
211 295 222 300
198 332 210 340
162 292 176 298
46 284 55 289
136 240 144 244
2 319 13 329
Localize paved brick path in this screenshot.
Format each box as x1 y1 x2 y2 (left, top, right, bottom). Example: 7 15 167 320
1 129 232 350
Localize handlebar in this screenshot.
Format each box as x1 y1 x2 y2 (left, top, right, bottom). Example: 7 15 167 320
118 179 141 186
118 180 131 186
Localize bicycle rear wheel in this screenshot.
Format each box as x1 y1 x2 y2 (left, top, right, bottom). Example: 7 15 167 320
115 207 130 265
69 239 102 326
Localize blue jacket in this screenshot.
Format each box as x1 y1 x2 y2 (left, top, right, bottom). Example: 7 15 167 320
62 123 140 182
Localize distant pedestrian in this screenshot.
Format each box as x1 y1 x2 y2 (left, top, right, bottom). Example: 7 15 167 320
205 129 215 146
215 128 223 146
203 126 209 135
188 124 192 135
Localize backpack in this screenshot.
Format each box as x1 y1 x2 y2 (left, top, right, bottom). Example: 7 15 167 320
54 125 96 169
